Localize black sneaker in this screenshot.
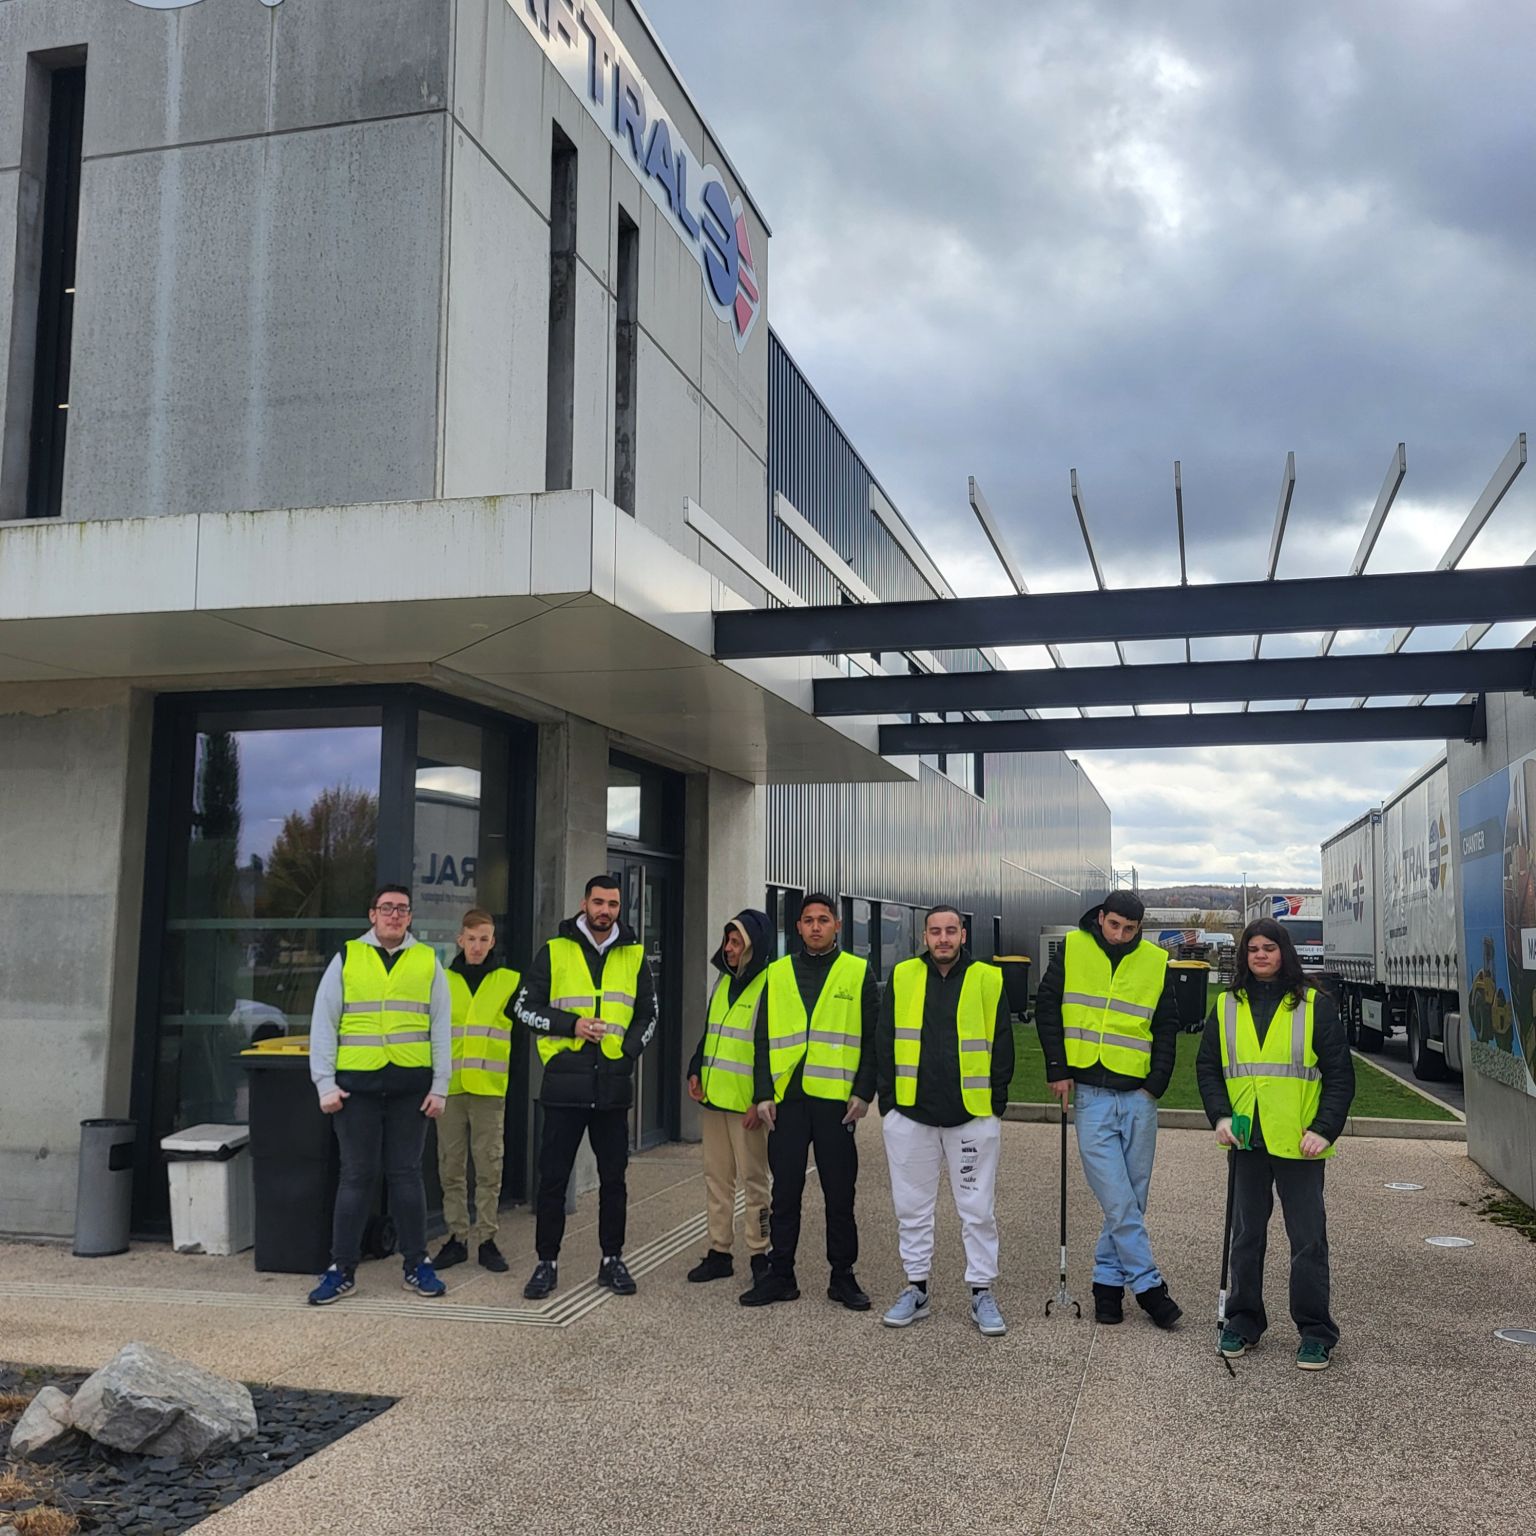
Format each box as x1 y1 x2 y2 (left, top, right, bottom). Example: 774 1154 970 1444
598 1255 638 1295
433 1237 469 1271
523 1260 558 1300
827 1270 871 1311
478 1240 509 1273
739 1271 800 1307
749 1253 771 1281
1092 1282 1125 1324
1134 1281 1183 1330
687 1249 734 1283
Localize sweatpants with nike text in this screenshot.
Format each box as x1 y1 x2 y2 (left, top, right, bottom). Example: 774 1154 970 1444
882 1110 1002 1287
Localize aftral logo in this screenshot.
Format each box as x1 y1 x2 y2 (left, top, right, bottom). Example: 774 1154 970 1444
516 0 762 352
1428 812 1448 891
1351 861 1365 923
126 1 284 9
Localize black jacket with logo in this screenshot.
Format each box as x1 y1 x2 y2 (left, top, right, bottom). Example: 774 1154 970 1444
513 917 658 1110
875 950 1015 1126
1034 905 1180 1098
751 946 879 1107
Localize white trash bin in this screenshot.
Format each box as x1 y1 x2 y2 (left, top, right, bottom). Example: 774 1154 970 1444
160 1124 255 1256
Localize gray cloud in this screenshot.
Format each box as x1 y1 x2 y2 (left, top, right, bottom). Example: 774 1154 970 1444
647 0 1533 878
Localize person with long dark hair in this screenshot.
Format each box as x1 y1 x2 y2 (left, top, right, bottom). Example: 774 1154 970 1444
1196 918 1354 1370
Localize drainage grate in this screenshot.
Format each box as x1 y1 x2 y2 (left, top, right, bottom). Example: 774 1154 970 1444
1424 1235 1475 1248
1494 1328 1536 1346
1383 1182 1425 1191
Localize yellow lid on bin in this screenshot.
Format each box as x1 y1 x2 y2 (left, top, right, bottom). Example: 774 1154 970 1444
994 955 1032 963
1168 960 1211 970
240 1034 311 1056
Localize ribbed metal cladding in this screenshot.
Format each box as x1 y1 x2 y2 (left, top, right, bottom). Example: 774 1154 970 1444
765 332 1113 972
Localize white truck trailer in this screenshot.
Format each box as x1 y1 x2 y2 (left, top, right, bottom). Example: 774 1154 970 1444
1321 753 1463 1079
1243 892 1325 972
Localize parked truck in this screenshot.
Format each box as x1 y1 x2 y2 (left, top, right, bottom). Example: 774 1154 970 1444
1321 753 1463 1079
1243 892 1325 972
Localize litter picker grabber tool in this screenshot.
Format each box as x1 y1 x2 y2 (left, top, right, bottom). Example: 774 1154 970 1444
1045 1100 1080 1318
1216 1119 1247 1377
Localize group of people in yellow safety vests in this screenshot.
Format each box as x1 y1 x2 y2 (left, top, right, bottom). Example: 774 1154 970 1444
304 878 1355 1370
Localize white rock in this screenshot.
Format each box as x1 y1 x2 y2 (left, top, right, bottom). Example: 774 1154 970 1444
68 1341 257 1461
8 1384 75 1460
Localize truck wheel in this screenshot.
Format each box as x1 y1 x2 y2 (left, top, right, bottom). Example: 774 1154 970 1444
1409 999 1448 1082
1344 994 1360 1048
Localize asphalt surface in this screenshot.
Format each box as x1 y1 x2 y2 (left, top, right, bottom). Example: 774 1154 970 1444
1359 1029 1467 1114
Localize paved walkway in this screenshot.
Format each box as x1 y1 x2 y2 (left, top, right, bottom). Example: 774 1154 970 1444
2 1125 1531 1534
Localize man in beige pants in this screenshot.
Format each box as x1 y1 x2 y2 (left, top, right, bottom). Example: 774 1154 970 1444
685 908 772 1285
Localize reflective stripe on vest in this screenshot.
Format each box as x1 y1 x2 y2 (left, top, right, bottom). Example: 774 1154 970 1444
766 951 867 1103
536 938 645 1067
1059 930 1166 1080
891 957 1002 1118
1216 988 1333 1160
336 941 439 1073
447 966 521 1098
700 970 768 1113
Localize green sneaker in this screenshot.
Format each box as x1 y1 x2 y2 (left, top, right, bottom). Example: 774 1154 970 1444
1218 1328 1248 1358
1296 1339 1332 1371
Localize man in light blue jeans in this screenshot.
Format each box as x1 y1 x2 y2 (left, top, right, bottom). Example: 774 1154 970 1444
1034 893 1183 1328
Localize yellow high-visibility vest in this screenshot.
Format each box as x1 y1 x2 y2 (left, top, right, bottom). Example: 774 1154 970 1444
536 938 644 1066
336 941 437 1072
1216 988 1334 1160
699 970 768 1113
447 966 521 1097
1060 930 1166 1079
765 951 867 1103
891 957 1003 1118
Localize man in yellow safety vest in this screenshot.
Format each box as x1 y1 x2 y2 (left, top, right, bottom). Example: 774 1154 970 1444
307 884 452 1305
876 906 1014 1336
513 874 657 1301
739 893 878 1311
684 908 773 1285
1034 892 1183 1328
432 907 521 1276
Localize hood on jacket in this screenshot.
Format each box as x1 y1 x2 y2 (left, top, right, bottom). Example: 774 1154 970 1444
1077 896 1149 959
557 913 640 949
711 907 772 981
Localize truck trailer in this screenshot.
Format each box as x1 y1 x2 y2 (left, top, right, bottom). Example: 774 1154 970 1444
1243 892 1325 972
1321 753 1462 1079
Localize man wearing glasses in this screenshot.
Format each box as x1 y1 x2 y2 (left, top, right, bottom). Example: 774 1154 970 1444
307 884 454 1304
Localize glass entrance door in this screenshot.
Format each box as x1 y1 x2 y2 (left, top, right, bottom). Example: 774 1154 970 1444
610 854 680 1150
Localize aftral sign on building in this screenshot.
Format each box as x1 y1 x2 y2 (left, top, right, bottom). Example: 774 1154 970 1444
515 0 762 353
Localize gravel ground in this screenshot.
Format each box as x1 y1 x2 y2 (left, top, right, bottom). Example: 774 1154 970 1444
0 1364 394 1535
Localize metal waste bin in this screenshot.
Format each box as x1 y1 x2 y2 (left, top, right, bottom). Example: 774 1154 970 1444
995 955 1032 1017
161 1124 255 1256
1169 960 1212 1032
74 1118 135 1258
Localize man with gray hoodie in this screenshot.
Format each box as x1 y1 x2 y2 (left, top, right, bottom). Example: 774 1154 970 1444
685 909 773 1284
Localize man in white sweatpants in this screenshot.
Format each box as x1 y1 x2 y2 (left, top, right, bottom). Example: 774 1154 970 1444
876 906 1015 1335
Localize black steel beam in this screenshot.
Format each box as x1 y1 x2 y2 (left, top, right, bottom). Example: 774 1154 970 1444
713 564 1536 659
878 704 1483 755
814 646 1532 715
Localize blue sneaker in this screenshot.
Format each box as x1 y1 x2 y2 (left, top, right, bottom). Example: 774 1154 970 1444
307 1265 355 1306
882 1284 931 1328
971 1289 1007 1336
403 1260 446 1297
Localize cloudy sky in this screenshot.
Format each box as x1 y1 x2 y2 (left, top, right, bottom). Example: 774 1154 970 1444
648 0 1534 885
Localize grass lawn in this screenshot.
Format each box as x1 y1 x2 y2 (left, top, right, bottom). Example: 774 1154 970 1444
1008 1022 1456 1122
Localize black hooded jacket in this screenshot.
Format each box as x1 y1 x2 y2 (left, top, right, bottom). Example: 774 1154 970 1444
751 946 880 1107
1195 976 1355 1146
1034 903 1180 1098
687 908 772 1110
513 915 658 1111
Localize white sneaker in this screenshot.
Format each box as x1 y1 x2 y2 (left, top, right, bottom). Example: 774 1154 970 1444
882 1284 932 1328
971 1288 1007 1336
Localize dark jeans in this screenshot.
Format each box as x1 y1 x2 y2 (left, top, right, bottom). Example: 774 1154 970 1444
330 1090 429 1269
535 1105 629 1261
1227 1148 1338 1347
767 1096 859 1278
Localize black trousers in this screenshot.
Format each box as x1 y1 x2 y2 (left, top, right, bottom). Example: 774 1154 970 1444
1227 1148 1338 1347
767 1096 859 1277
535 1105 629 1261
330 1090 429 1269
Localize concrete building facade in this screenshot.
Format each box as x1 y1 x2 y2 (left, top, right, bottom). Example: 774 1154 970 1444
0 0 1109 1241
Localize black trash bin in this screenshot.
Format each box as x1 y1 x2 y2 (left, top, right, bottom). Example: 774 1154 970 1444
1168 961 1212 1032
74 1118 135 1258
995 955 1032 1018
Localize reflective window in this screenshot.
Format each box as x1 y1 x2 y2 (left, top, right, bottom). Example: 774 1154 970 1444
607 763 643 840
879 902 914 980
844 897 873 959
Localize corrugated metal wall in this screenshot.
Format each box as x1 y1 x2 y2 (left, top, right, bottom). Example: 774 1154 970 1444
765 332 1113 972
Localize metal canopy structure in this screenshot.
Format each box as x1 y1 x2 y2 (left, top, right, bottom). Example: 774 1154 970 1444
724 434 1535 755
